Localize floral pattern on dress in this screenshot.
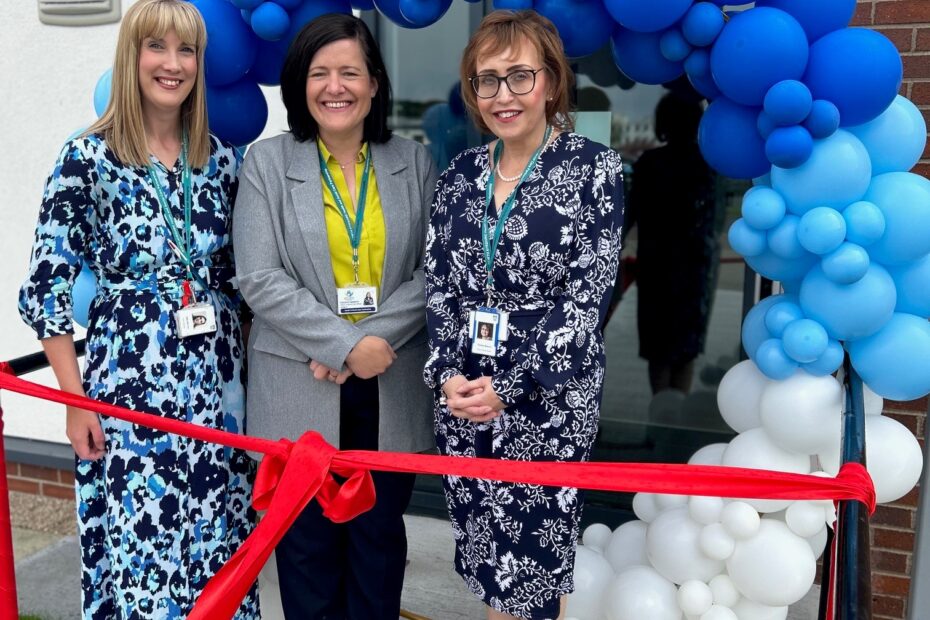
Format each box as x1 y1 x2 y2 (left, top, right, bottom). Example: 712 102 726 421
424 133 623 619
19 134 258 620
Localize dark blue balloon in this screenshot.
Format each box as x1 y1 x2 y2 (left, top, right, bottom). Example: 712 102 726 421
698 97 770 179
684 47 709 77
275 0 303 7
251 2 290 41
765 125 814 168
493 0 533 7
611 27 684 84
250 38 287 86
756 110 777 140
351 0 376 8
764 80 812 126
755 0 856 43
603 0 692 33
193 0 258 86
660 28 692 62
231 0 263 8
848 313 930 400
376 0 451 27
207 79 269 146
710 7 809 106
804 28 903 126
536 0 614 58
803 99 840 138
688 67 721 100
681 2 725 47
280 0 352 48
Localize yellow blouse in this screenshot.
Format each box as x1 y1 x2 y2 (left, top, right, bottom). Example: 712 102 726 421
318 139 386 323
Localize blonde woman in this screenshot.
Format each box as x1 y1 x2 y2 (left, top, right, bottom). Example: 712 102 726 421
18 1 257 617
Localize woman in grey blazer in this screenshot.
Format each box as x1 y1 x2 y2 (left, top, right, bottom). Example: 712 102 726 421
232 14 436 620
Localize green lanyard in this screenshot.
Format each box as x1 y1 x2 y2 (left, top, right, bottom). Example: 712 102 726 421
482 125 552 295
318 145 372 285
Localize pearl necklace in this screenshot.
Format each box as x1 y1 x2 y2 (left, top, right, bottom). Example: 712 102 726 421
494 129 557 182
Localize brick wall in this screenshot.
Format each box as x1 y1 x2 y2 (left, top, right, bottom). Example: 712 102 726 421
4 461 73 501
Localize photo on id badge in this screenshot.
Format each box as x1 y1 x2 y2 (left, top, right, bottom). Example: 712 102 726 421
471 309 499 356
337 285 378 315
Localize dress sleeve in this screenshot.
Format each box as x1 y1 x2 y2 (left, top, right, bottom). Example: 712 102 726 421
491 148 625 407
18 139 96 339
423 165 467 389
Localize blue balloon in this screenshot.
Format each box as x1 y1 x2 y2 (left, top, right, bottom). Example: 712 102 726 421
742 294 792 359
251 2 290 41
800 263 896 341
801 339 844 376
93 68 112 117
660 28 692 62
798 206 846 255
698 98 769 179
536 0 614 58
782 318 829 363
193 0 259 86
603 0 692 33
275 0 303 7
684 48 710 77
887 254 930 318
847 95 927 176
755 338 799 380
688 68 721 100
728 218 767 257
250 38 286 86
207 79 269 146
757 110 777 140
493 0 533 7
376 0 451 27
72 264 97 328
281 0 352 48
755 0 856 43
241 8 253 22
351 0 376 9
753 173 772 187
764 300 805 337
764 80 812 126
842 200 885 246
709 7 809 106
770 130 871 215
847 313 930 400
741 186 786 230
231 0 263 8
747 246 819 282
821 242 870 284
681 2 725 47
611 27 684 84
767 214 806 258
765 125 814 168
803 99 841 139
804 27 903 126
863 172 930 266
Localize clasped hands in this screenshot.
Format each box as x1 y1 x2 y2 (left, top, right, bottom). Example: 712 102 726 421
441 375 505 423
309 335 396 384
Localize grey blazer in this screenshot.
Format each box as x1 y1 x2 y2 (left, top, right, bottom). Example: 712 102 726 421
233 132 437 453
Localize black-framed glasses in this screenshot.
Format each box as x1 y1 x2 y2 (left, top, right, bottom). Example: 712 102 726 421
469 68 545 99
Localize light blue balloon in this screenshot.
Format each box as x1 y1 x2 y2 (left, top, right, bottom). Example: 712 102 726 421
742 294 791 359
755 338 799 380
801 339 844 376
803 99 841 139
848 313 930 400
747 246 818 282
863 172 930 266
93 68 112 117
847 95 927 176
798 206 846 255
887 254 930 318
728 218 767 257
821 242 870 284
72 264 97 328
681 2 725 47
603 0 692 33
771 129 871 215
767 214 806 258
764 80 812 126
764 300 805 337
842 200 885 247
660 28 692 62
800 263 897 341
742 186 786 230
765 125 814 168
782 318 829 363
753 173 773 187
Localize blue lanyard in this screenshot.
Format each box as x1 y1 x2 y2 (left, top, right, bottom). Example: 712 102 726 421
482 125 552 293
318 145 372 284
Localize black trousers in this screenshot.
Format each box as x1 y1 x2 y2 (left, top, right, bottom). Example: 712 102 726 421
275 375 416 620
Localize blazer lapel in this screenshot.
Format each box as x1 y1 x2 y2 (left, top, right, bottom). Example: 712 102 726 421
372 138 411 297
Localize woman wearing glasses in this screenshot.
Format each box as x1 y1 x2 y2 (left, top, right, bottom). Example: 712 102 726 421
424 10 624 619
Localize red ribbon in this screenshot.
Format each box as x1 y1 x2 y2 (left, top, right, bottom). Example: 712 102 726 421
0 368 876 619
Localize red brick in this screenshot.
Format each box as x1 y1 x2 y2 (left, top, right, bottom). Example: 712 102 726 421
7 478 40 494
873 594 905 618
875 0 930 25
917 28 930 51
872 549 910 573
913 162 930 178
885 396 928 413
877 27 915 52
885 411 920 434
890 486 921 509
58 468 75 486
903 54 930 79
911 81 930 104
873 526 915 551
18 463 60 482
873 505 915 529
852 2 873 26
40 483 74 500
873 573 911 597
3 462 18 477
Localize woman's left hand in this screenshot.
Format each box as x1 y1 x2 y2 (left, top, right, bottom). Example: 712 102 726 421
447 376 505 423
309 360 353 384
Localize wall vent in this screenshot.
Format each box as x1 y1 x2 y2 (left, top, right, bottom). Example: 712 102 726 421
38 0 121 26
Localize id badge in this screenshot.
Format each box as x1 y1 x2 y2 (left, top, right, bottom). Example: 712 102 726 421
469 309 509 341
470 307 502 357
175 302 217 338
337 284 378 315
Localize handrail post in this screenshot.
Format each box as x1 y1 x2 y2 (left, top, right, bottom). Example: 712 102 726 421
0 398 20 618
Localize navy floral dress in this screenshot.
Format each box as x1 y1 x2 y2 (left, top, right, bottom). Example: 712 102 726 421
18 134 259 619
424 133 624 619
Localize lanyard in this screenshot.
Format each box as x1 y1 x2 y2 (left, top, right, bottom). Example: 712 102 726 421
482 125 552 295
318 145 372 285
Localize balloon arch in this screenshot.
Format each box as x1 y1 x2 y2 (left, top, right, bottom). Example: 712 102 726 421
89 1 926 618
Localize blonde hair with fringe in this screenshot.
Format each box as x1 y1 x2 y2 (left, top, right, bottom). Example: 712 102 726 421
84 0 209 168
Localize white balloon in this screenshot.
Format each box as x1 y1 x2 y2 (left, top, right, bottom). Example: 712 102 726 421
690 496 726 525
700 523 736 560
727 520 816 607
655 493 690 511
731 598 788 620
785 501 828 538
678 580 714 616
603 566 683 620
709 574 740 607
633 493 661 523
646 508 724 584
688 443 729 466
717 360 771 432
583 523 613 551
720 501 761 540
605 520 650 573
700 605 738 620
863 383 884 415
567 545 614 620
759 373 843 455
806 525 828 560
722 428 811 512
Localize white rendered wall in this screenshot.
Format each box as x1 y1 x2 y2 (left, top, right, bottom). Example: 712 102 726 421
0 1 288 443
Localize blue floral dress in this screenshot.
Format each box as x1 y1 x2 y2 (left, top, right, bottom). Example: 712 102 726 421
18 134 259 619
424 133 624 619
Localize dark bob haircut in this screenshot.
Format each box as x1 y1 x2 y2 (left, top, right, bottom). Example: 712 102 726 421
280 13 393 143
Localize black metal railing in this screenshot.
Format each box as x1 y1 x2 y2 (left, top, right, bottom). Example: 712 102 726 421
4 339 85 376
